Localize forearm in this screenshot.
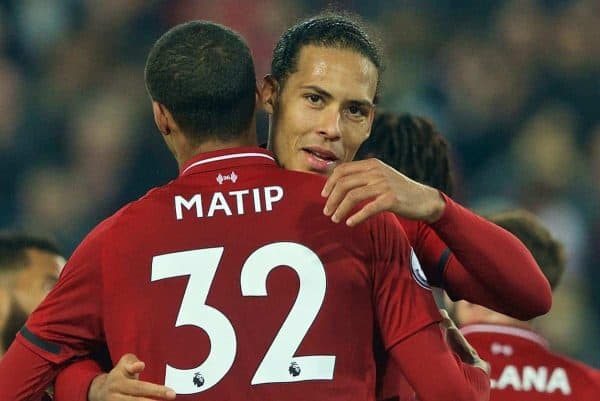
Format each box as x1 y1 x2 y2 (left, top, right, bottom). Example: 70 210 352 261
431 193 551 319
390 323 490 401
0 339 60 401
54 359 104 401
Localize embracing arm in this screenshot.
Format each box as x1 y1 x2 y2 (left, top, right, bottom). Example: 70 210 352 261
322 159 551 320
0 338 60 400
391 322 490 401
427 194 552 319
54 359 104 401
54 355 175 401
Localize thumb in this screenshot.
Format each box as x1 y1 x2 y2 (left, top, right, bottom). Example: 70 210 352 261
117 353 146 379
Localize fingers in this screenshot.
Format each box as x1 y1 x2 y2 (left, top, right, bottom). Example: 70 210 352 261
330 184 386 224
439 309 454 330
323 174 373 218
125 380 176 400
116 396 172 401
345 198 389 227
116 354 145 379
437 310 490 375
322 159 380 197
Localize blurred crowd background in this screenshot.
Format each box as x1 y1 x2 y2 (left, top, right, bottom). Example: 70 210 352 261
0 0 598 365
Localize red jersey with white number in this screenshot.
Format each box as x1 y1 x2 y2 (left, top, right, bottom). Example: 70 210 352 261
462 324 600 400
15 147 440 401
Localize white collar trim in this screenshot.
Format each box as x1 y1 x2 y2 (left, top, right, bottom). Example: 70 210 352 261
461 324 549 348
182 152 275 175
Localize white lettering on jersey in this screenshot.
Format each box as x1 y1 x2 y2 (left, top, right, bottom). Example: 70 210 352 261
547 368 571 395
252 188 262 213
229 190 249 214
174 186 285 220
208 192 232 217
264 186 283 211
175 195 203 221
491 365 571 394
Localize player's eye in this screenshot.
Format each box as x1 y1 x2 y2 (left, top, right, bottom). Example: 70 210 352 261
305 94 323 105
348 105 361 115
345 104 368 120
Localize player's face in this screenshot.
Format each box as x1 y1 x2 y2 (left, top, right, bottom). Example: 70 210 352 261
12 249 64 315
265 45 377 175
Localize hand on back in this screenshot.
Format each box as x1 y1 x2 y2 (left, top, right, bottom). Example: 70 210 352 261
88 354 176 401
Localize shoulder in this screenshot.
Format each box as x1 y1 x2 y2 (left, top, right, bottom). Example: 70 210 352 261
71 184 173 257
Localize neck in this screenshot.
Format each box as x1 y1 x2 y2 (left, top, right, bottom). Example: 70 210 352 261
465 311 533 330
175 134 256 171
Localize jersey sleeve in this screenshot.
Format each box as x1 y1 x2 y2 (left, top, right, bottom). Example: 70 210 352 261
427 192 552 320
0 336 62 401
370 213 441 350
54 359 104 401
409 219 449 287
15 220 108 365
389 323 490 401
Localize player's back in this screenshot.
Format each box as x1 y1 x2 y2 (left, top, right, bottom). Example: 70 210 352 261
99 148 430 401
462 324 600 400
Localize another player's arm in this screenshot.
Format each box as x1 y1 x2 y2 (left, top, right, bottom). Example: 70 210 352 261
0 222 107 400
53 356 175 401
389 323 490 401
323 159 552 320
371 213 490 401
0 340 61 400
425 194 551 319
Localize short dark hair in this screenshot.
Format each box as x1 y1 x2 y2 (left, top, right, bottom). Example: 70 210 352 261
356 112 454 196
0 233 62 272
145 21 257 143
488 209 565 290
271 11 383 101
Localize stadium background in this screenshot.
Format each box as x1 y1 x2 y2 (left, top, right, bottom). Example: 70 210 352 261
0 0 598 366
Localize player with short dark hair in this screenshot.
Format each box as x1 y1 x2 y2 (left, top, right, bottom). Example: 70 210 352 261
0 233 63 357
144 21 257 142
0 20 490 401
455 209 600 400
270 11 383 97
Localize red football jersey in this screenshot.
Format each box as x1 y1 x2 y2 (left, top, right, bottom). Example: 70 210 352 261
462 324 600 400
16 147 440 401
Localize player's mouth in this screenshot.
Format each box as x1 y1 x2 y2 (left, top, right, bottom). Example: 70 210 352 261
301 146 340 174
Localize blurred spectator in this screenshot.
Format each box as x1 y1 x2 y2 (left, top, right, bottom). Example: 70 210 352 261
0 233 64 357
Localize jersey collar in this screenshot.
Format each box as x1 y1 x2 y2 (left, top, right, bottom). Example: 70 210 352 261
461 323 549 348
179 147 277 177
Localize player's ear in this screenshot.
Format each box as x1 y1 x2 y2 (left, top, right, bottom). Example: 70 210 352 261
260 75 279 115
152 101 171 136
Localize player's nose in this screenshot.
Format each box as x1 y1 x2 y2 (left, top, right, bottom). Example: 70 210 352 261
316 109 342 140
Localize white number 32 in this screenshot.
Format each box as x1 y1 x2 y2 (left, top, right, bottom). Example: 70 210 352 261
151 242 336 394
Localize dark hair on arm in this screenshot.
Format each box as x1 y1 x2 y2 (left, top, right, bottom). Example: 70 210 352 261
0 233 61 272
145 21 257 143
271 11 384 102
356 112 454 196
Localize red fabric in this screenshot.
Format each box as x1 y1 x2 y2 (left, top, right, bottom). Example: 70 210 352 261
54 359 103 401
1 147 441 401
378 193 552 400
388 323 490 401
402 193 552 320
462 324 600 400
0 340 60 401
